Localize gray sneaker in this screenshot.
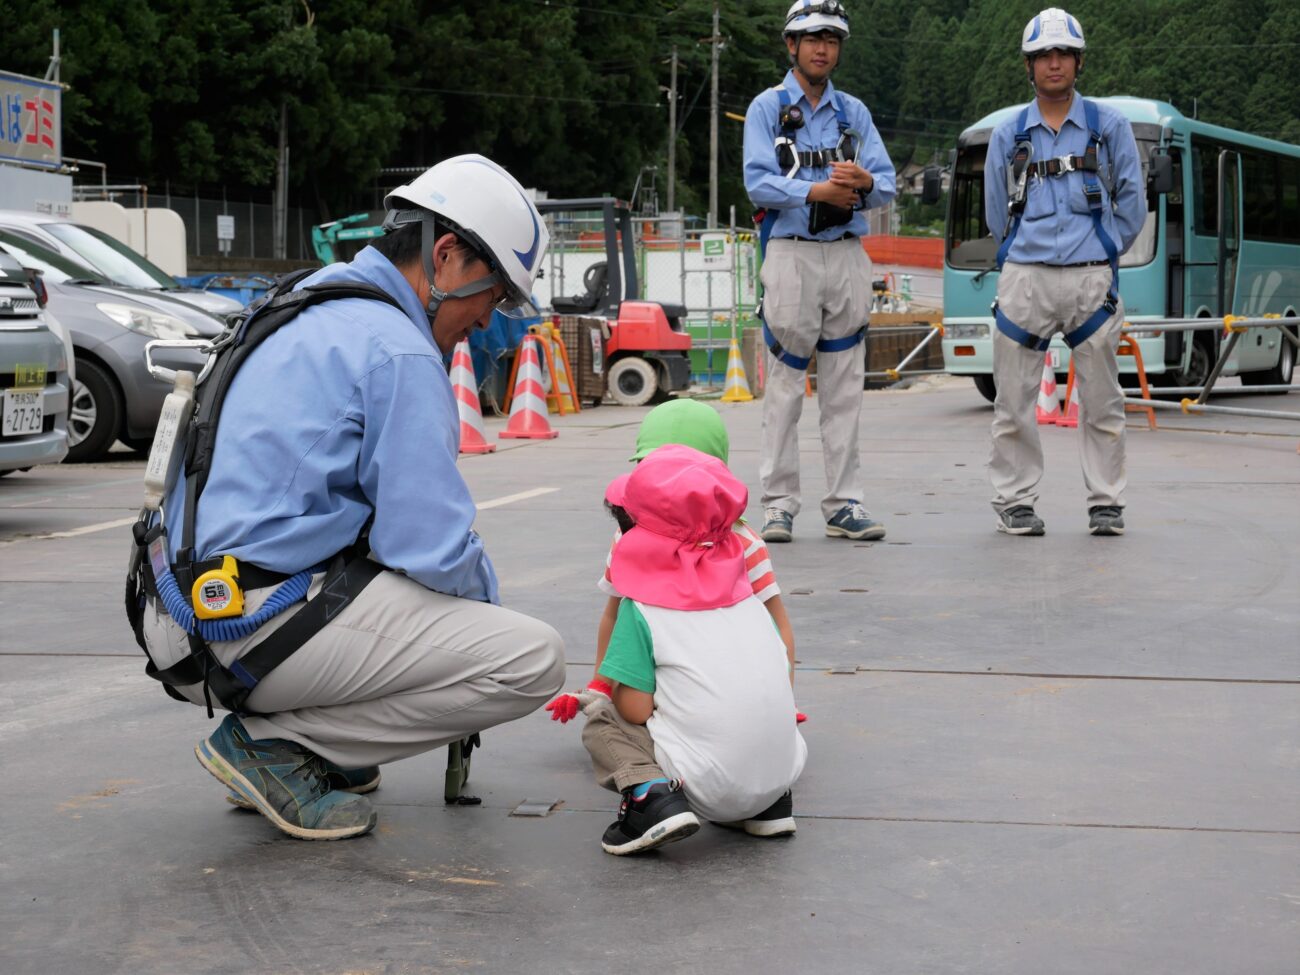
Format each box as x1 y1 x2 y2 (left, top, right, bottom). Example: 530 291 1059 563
761 507 793 543
825 502 887 540
1088 505 1125 536
997 505 1045 536
226 762 380 810
196 714 377 841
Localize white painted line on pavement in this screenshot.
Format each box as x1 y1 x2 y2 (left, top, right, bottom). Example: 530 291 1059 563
476 487 559 511
43 516 140 539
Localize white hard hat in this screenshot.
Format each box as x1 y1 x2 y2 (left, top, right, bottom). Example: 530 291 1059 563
384 154 549 318
1021 8 1085 55
784 0 850 40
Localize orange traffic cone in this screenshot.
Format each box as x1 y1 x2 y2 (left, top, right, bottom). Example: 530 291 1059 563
1035 355 1062 424
500 336 559 440
720 334 754 402
1057 372 1081 428
450 341 495 454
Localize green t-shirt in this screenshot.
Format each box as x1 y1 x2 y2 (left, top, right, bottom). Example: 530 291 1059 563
598 599 656 693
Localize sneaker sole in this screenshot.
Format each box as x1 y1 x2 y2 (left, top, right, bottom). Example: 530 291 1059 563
196 739 377 841
226 769 381 810
601 811 700 856
1089 523 1125 536
824 524 886 541
743 816 797 837
761 529 792 543
996 521 1045 536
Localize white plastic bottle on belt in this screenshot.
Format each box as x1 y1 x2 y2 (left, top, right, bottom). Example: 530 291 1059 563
143 370 196 511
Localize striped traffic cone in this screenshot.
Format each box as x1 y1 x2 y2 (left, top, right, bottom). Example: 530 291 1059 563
1057 374 1081 428
450 341 495 454
1035 355 1062 424
720 334 754 402
500 336 559 440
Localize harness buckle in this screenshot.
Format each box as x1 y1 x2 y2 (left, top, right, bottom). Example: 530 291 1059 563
1054 154 1075 175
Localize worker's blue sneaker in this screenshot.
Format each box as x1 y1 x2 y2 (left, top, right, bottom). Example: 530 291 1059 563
761 507 794 543
226 761 380 810
825 503 887 540
196 714 377 841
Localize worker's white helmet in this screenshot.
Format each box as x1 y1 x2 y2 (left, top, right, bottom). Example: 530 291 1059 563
784 0 850 40
1021 8 1085 55
384 154 549 318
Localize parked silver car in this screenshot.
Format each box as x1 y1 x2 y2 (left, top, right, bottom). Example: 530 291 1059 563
0 230 223 461
0 250 69 476
0 209 244 319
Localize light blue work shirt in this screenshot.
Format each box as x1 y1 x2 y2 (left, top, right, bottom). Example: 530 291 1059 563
163 245 499 604
743 70 895 240
984 94 1147 265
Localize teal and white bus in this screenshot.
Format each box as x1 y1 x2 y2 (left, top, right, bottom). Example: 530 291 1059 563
940 96 1300 401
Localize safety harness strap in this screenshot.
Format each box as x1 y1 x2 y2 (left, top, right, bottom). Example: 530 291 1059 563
761 319 866 371
993 99 1120 353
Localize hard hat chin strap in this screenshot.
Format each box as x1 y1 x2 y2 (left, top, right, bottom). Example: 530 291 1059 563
419 214 501 326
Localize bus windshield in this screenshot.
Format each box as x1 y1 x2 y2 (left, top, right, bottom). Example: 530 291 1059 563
946 135 1158 270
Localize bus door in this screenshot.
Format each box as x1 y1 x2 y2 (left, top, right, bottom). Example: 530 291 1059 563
1217 149 1243 318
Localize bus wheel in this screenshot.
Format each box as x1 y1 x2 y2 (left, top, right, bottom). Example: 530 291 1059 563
1240 325 1296 393
972 374 997 404
1155 333 1212 397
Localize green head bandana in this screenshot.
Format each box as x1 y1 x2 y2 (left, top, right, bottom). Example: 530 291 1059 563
630 399 730 463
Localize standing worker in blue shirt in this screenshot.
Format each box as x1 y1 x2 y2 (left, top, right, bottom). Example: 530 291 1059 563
743 1 895 545
984 9 1146 537
132 156 565 840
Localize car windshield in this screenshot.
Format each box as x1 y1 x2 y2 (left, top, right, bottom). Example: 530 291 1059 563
40 222 177 289
0 229 110 285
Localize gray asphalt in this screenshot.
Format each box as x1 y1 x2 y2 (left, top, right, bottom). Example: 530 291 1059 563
2 377 1297 975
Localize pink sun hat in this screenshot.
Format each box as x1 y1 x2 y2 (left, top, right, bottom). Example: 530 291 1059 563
605 443 751 611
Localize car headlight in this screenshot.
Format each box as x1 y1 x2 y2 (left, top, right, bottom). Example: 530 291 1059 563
946 323 990 339
96 302 198 340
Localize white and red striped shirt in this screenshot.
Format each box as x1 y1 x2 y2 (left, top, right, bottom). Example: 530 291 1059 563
598 519 780 604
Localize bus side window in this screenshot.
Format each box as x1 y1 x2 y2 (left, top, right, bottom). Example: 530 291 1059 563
1242 152 1280 242
1282 157 1300 243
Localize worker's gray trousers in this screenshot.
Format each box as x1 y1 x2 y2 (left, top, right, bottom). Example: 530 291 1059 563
759 236 874 522
989 261 1128 513
141 568 566 768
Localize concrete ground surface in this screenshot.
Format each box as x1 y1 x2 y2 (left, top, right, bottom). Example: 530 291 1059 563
1 376 1297 975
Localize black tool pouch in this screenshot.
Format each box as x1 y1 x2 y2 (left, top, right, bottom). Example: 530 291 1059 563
808 201 853 236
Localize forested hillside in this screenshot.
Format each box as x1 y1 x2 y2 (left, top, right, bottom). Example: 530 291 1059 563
2 0 1296 220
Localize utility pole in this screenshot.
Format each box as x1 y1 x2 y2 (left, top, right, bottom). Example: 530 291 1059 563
273 100 288 260
708 1 720 228
667 46 678 214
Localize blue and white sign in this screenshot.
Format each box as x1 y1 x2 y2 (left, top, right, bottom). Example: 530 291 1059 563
0 71 61 170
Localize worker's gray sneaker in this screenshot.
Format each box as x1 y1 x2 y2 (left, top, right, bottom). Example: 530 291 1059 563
825 502 886 540
761 507 794 543
226 762 380 810
996 505 1045 536
196 714 377 841
1088 505 1125 536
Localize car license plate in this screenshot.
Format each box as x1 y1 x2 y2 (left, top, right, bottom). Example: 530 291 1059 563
3 387 43 437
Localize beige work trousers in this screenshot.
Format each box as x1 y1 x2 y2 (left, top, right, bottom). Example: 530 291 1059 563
141 568 566 768
580 696 664 793
759 236 875 521
989 261 1128 512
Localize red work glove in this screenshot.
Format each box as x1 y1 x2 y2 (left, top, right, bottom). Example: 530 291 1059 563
545 679 613 724
796 711 808 724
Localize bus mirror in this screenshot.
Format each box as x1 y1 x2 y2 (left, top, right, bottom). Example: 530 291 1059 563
1148 152 1174 196
920 165 943 205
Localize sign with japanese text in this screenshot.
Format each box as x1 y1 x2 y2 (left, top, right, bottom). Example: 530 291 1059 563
0 71 61 170
700 232 730 268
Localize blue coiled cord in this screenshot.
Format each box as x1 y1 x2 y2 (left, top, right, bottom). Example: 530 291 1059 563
154 563 312 642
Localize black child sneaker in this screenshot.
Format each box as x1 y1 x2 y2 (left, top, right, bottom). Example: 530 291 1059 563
600 780 700 856
719 791 798 837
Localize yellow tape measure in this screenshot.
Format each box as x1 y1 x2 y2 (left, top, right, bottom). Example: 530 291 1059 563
192 556 245 619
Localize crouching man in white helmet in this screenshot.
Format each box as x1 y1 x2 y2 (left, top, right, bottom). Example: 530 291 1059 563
743 1 896 545
984 9 1146 537
136 155 565 840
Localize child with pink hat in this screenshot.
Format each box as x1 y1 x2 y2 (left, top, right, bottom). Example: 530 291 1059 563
568 444 807 854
